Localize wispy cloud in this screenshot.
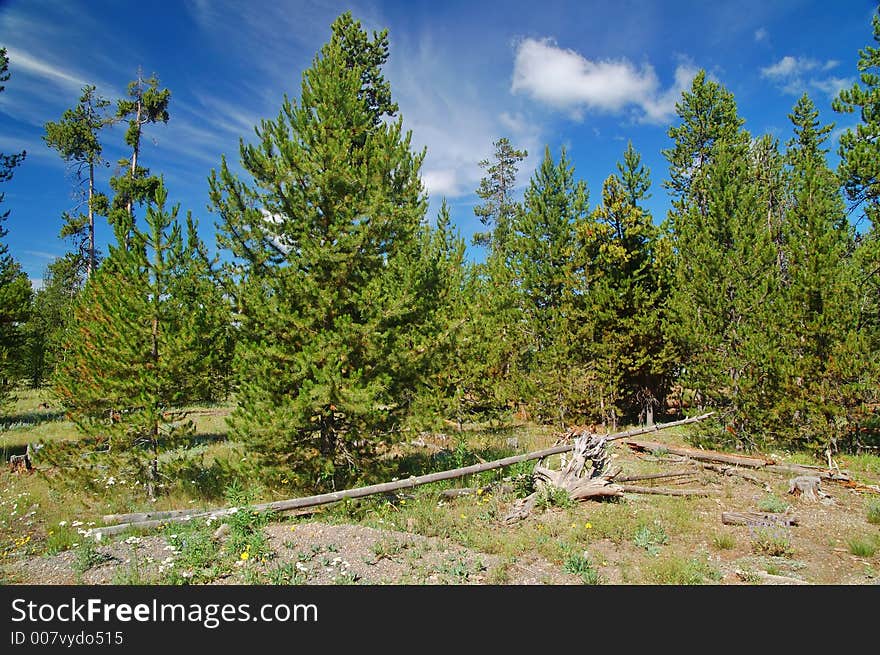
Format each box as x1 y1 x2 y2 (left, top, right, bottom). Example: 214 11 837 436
754 27 769 43
510 38 696 124
23 250 60 260
388 33 542 200
760 55 851 99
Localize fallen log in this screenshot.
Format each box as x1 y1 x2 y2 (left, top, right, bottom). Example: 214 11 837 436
614 470 697 483
765 463 850 482
95 413 716 536
721 511 798 527
624 440 774 468
735 569 809 585
619 485 713 497
700 463 771 490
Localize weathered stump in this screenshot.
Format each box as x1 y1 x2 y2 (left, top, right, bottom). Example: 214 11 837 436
788 475 827 502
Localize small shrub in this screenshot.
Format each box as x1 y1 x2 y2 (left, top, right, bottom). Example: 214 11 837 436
633 523 669 556
72 541 111 574
750 527 794 557
45 526 78 555
867 500 880 525
563 551 602 585
223 485 273 562
511 473 536 498
534 486 573 511
712 532 736 551
847 538 877 558
757 495 789 513
266 562 306 585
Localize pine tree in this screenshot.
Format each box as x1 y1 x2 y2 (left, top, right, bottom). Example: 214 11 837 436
664 72 782 448
411 199 472 426
509 145 589 424
165 216 235 403
581 143 671 428
52 184 209 498
473 137 528 252
780 94 870 453
0 48 30 406
109 71 170 237
460 138 530 420
44 85 111 278
209 13 444 488
833 8 880 231
833 8 880 350
21 255 80 388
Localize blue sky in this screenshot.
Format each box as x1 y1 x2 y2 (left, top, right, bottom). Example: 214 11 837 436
1 0 877 286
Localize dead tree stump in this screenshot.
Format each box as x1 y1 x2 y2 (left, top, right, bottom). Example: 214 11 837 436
787 475 828 502
504 433 623 523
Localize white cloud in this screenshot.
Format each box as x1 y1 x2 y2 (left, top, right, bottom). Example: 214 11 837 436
510 38 696 124
754 27 768 43
761 56 852 99
761 56 820 79
810 76 853 99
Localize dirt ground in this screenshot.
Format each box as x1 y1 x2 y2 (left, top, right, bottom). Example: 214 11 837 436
3 521 581 585
2 428 879 585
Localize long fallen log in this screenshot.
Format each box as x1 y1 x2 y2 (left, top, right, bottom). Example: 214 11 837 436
96 413 715 535
619 485 714 497
614 470 697 483
624 439 775 468
700 463 771 490
765 463 850 482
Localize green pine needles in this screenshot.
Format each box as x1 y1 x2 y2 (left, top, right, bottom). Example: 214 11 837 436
209 12 453 488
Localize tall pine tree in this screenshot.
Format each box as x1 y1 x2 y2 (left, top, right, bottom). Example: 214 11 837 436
109 71 170 237
776 94 862 452
52 184 214 498
664 72 782 448
510 145 589 424
209 13 446 488
0 47 30 406
44 85 112 278
581 143 671 428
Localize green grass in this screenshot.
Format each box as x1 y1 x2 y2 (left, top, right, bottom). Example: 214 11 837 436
757 495 789 513
711 532 736 550
643 555 721 585
867 499 880 525
847 538 877 558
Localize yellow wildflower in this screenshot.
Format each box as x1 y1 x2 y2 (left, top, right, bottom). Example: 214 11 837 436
240 551 249 561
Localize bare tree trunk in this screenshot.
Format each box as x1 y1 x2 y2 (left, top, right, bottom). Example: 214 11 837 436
87 162 95 277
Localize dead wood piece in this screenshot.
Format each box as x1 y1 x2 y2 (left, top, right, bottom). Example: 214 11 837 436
788 475 829 502
735 569 809 585
620 485 713 497
8 452 32 473
624 439 774 468
721 511 798 527
766 463 850 483
568 479 624 500
840 480 880 495
614 470 697 483
700 463 771 490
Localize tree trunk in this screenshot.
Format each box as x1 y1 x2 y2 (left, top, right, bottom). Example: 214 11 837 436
87 162 95 277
